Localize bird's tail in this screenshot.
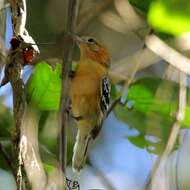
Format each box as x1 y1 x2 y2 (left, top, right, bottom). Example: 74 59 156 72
72 130 91 174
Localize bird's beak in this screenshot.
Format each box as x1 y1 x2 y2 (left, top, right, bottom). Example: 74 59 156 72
73 35 84 45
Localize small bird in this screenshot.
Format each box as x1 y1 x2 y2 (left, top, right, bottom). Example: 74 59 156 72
70 36 111 173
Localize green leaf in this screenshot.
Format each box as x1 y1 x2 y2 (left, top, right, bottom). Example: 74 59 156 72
26 62 61 111
128 134 148 149
127 134 165 154
148 0 190 36
110 83 119 99
0 102 13 138
43 163 56 173
0 141 16 172
114 78 190 154
129 0 154 13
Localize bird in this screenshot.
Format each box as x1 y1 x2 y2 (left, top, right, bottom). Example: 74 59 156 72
70 36 111 173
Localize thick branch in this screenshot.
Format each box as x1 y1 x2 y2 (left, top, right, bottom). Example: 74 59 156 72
7 0 30 189
8 1 47 190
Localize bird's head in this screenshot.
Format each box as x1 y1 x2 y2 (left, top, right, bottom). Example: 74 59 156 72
74 36 110 68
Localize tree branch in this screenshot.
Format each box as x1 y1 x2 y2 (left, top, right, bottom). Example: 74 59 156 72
76 0 113 33
106 29 154 115
7 1 48 190
145 72 187 190
146 35 190 74
107 48 151 116
8 1 28 188
114 0 146 31
59 0 79 176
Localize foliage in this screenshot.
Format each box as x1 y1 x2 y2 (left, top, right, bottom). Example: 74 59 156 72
0 103 13 138
1 1 190 188
26 63 190 154
0 102 14 171
148 0 190 36
129 0 190 36
27 62 119 111
115 78 190 153
129 0 154 13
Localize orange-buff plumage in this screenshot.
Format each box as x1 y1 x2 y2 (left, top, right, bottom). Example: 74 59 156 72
70 36 111 173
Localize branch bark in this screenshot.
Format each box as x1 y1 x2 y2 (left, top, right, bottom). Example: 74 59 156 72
8 1 28 188
59 0 79 177
7 1 48 190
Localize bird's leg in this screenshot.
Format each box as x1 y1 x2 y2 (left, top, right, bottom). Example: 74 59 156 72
69 70 76 79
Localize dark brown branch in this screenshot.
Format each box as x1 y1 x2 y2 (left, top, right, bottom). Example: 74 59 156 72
5 37 27 190
107 97 121 116
59 0 79 174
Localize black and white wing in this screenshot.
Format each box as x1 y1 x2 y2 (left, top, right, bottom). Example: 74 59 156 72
91 76 111 139
100 76 111 115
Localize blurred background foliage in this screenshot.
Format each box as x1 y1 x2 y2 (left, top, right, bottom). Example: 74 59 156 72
1 0 190 189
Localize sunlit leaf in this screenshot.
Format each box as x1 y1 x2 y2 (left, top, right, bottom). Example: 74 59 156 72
26 62 61 111
148 0 190 36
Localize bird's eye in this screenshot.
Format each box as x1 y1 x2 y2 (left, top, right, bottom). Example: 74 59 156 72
24 47 28 51
88 38 96 43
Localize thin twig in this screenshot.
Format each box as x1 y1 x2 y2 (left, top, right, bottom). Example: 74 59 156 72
76 0 113 33
0 142 17 179
145 72 187 190
107 47 145 115
59 0 79 175
107 97 120 116
107 30 153 115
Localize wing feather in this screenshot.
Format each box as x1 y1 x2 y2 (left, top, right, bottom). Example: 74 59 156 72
100 76 111 114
